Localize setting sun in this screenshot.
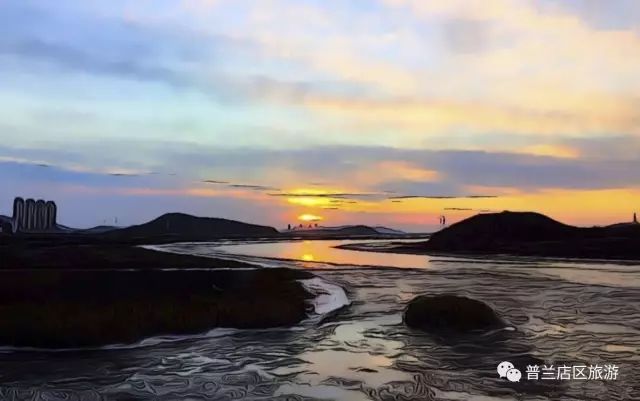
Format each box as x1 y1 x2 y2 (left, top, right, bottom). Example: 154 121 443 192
298 213 323 222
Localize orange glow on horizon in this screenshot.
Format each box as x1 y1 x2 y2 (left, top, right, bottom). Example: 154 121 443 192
520 144 580 159
298 213 323 222
286 187 351 208
288 197 332 207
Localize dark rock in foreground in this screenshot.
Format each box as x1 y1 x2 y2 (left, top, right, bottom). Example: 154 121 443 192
404 295 504 333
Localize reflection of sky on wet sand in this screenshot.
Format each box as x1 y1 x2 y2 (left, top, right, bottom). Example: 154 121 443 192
135 240 640 399
272 316 413 400
512 265 640 288
603 344 639 357
214 239 432 268
2 238 639 399
212 239 640 289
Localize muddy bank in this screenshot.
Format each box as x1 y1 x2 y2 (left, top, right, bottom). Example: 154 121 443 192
0 240 254 270
0 238 318 348
0 268 313 348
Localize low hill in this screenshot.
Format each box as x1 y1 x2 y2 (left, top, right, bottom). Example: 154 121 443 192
425 211 580 251
400 211 640 260
0 215 68 234
79 225 120 234
0 215 11 234
108 213 278 240
373 226 406 235
281 224 407 237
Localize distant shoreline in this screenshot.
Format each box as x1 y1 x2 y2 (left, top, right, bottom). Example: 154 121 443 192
2 210 428 244
335 241 640 264
338 212 640 262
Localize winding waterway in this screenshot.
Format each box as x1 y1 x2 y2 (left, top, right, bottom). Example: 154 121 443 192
1 239 639 400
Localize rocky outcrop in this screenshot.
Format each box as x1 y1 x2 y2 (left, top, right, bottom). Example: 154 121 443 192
404 295 504 333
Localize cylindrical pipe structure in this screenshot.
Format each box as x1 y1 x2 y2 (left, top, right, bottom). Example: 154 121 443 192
35 199 45 230
25 199 36 231
12 197 25 233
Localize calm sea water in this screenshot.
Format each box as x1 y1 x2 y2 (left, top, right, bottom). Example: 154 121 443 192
1 239 639 400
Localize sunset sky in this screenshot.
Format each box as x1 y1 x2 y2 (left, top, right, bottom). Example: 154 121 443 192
1 0 639 231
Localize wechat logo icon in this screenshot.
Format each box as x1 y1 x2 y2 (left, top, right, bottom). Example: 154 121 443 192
497 361 521 382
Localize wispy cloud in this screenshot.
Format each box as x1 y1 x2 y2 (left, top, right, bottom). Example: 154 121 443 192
388 195 498 200
229 184 280 191
1 0 639 229
268 192 377 198
202 180 230 184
